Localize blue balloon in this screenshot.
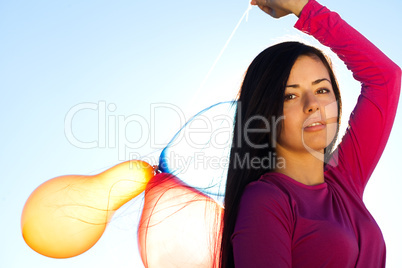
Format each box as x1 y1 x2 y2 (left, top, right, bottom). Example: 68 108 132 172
158 101 237 204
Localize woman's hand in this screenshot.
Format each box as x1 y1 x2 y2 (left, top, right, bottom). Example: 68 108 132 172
250 0 309 18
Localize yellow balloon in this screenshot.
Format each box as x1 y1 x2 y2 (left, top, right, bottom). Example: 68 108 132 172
21 160 154 258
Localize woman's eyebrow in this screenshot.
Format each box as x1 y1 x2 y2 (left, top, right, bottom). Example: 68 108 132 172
312 78 331 85
286 78 331 88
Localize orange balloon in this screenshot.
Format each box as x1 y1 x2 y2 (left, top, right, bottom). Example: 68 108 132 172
138 173 223 268
21 160 154 258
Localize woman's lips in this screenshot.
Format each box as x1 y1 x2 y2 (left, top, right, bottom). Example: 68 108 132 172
304 121 326 132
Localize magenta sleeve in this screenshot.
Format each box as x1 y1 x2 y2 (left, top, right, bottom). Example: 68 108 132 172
295 0 401 198
231 181 294 267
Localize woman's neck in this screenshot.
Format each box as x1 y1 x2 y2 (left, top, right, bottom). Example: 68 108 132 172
274 146 325 186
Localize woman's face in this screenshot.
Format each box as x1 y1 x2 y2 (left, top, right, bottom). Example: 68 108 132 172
276 55 338 157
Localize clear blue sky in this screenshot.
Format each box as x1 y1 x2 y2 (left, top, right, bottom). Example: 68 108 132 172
1 0 401 267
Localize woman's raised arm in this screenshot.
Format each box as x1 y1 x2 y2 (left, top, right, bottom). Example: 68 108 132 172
295 0 400 197
255 0 401 197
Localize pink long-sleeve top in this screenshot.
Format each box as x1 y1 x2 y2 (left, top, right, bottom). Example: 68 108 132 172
231 1 401 267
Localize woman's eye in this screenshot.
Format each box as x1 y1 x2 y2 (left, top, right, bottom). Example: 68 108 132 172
317 88 330 94
284 94 296 101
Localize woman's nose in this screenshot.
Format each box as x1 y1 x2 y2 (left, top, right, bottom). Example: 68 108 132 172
303 93 320 113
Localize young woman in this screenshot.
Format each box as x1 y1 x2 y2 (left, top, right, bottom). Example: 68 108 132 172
220 0 401 267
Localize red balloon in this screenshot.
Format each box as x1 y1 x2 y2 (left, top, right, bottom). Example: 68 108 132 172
138 173 223 268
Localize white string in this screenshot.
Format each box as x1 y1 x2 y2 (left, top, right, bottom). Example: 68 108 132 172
188 3 253 105
246 2 251 22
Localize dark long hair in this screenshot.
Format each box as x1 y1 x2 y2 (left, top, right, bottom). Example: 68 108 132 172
219 42 342 267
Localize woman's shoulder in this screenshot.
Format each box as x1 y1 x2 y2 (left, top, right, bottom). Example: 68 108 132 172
241 173 292 208
237 173 295 226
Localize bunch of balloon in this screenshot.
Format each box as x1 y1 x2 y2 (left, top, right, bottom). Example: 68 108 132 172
21 160 155 258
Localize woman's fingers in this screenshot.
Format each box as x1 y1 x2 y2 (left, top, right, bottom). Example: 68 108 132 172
252 0 271 8
257 4 274 16
251 0 267 6
251 0 307 18
252 0 292 18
